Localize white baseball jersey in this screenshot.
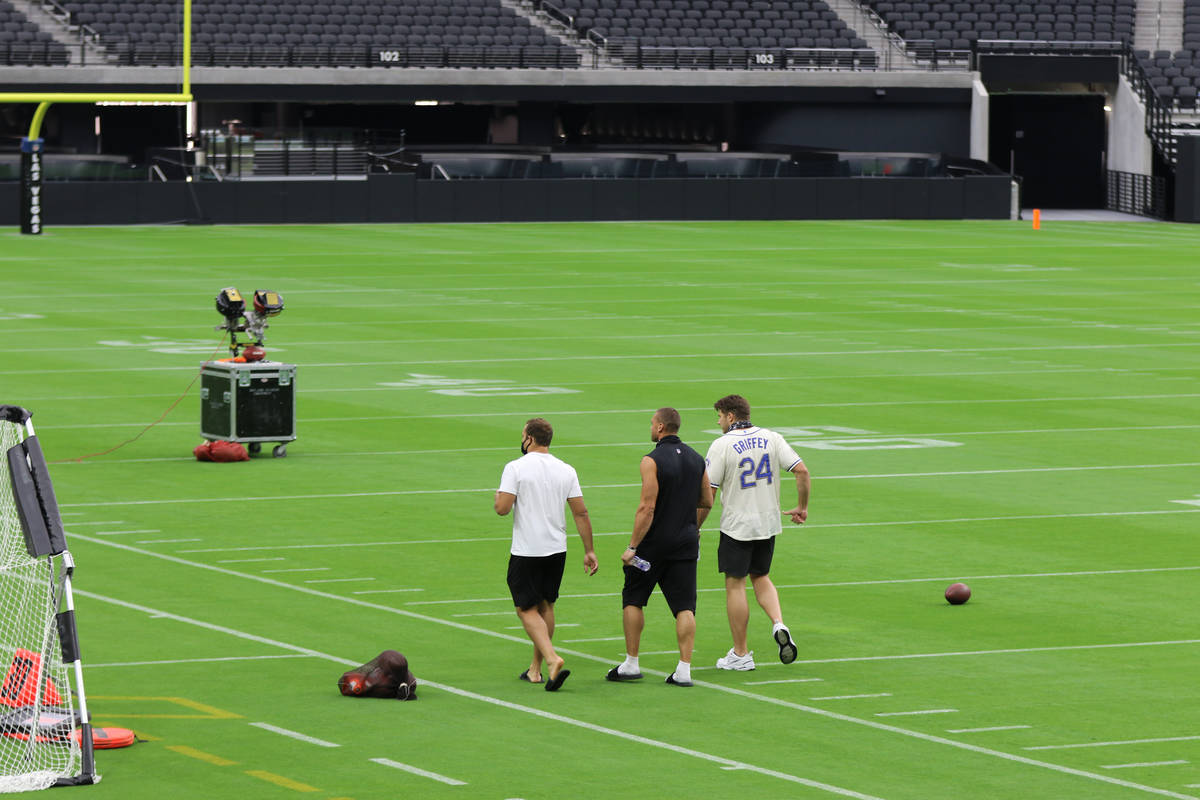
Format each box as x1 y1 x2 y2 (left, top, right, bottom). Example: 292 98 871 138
705 426 803 541
498 452 583 557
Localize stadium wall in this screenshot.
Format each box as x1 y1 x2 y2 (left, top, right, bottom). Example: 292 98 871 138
0 175 1012 225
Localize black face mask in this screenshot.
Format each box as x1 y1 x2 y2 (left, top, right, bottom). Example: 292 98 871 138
521 435 532 455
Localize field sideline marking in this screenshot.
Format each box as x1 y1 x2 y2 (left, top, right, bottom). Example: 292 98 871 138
249 722 340 748
75 587 885 800
71 536 1200 800
60 466 1200 509
1026 736 1200 751
1103 761 1189 770
876 709 958 716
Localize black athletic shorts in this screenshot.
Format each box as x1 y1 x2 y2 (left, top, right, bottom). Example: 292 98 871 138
507 552 567 610
621 557 697 617
717 532 776 578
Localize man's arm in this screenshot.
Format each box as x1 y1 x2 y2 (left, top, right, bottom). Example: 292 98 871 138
623 456 658 566
696 469 715 528
567 495 598 575
494 491 516 516
783 462 810 524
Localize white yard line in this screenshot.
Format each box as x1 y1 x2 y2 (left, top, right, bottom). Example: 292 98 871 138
813 694 893 701
304 577 375 584
774 639 1200 665
71 536 1200 800
63 476 1200 511
876 710 958 717
351 588 424 594
93 529 160 536
262 568 329 574
1103 761 1189 770
1028 736 1200 751
250 722 340 748
370 758 467 786
745 678 825 685
42 392 1200 432
43 421 1200 455
949 726 1033 733
87 654 310 669
76 587 885 800
563 636 625 643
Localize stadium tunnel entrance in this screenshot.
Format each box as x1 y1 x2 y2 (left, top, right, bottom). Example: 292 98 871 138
987 93 1107 210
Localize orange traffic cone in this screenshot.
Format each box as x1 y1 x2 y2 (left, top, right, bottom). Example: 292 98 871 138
0 649 63 707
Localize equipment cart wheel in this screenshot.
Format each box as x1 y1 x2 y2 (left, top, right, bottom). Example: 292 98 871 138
272 444 287 458
248 442 262 455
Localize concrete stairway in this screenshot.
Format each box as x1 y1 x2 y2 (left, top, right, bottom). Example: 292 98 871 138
1135 0 1184 53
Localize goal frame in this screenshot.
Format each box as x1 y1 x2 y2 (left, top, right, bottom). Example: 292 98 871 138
0 0 194 233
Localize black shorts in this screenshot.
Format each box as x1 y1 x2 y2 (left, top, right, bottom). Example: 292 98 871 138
717 532 776 578
507 552 567 611
621 557 697 617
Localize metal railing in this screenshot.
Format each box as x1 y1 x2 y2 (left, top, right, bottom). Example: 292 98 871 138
97 40 584 68
602 41 878 70
200 133 407 179
1106 168 1168 217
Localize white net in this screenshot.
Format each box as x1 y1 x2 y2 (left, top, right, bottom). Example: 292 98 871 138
0 419 80 792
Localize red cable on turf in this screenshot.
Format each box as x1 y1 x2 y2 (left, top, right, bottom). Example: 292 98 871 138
52 334 230 464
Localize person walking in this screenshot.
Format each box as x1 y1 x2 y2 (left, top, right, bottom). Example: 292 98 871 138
703 394 809 670
495 417 598 691
607 407 713 687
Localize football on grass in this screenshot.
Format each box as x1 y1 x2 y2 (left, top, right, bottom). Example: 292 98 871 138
945 582 971 605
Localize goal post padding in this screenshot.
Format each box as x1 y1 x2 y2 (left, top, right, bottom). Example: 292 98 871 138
0 407 96 789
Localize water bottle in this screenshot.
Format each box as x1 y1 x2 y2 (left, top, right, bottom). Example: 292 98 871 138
629 555 651 572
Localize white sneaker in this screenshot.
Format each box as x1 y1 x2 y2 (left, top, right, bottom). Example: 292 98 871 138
773 622 797 664
715 648 756 671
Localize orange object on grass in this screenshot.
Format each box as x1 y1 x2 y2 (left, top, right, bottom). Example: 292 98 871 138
0 649 63 708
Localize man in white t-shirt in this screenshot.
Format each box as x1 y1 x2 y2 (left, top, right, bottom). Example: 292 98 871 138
702 395 810 671
495 417 598 692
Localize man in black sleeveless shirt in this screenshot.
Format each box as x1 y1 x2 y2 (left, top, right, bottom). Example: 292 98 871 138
606 407 713 687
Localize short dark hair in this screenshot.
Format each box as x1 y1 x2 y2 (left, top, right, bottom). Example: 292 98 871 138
714 394 751 420
654 407 681 433
524 417 553 446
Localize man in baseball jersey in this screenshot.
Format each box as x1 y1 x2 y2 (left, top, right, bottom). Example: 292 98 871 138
495 417 598 691
703 395 810 670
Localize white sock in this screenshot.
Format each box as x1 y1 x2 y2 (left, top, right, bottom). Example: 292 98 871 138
772 619 786 632
619 655 640 675
674 660 691 683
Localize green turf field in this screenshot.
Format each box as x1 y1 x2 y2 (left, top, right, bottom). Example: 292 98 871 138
1 219 1199 799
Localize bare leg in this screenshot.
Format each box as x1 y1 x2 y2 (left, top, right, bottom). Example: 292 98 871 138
527 601 555 681
675 610 695 663
517 605 564 680
725 575 751 655
622 605 645 657
750 573 783 624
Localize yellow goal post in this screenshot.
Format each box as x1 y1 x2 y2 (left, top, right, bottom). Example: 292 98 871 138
0 0 194 232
